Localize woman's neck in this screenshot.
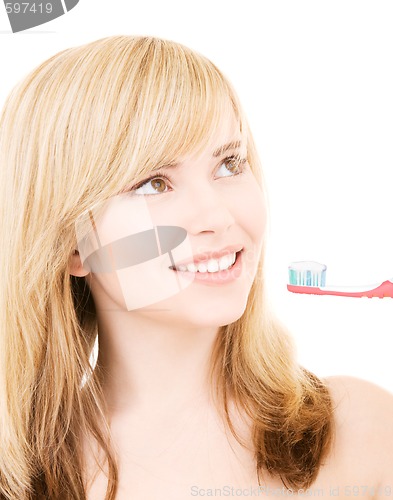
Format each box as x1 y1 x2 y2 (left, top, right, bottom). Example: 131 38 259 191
95 308 220 419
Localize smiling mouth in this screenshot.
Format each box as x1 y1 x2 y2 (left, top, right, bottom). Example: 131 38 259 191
169 250 242 273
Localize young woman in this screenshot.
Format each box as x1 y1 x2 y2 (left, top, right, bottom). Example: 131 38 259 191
0 35 392 500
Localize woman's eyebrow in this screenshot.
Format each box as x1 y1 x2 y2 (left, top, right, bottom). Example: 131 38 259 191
212 141 242 157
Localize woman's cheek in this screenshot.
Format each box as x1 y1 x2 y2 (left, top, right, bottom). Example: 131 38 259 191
237 182 267 242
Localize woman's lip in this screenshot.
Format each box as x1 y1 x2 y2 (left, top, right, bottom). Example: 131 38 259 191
170 250 243 285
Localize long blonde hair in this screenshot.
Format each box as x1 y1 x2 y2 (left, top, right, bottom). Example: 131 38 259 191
0 35 334 499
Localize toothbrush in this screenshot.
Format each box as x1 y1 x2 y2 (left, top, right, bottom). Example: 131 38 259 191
287 261 393 298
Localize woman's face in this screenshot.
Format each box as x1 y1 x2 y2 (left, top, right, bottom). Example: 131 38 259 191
76 112 267 328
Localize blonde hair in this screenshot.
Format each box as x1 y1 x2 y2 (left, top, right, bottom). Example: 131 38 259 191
0 35 334 499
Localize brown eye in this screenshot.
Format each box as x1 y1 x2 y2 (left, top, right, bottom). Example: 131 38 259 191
225 158 242 173
132 173 171 196
150 178 167 193
218 156 247 178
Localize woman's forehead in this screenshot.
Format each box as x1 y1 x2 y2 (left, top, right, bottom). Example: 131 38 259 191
169 116 245 162
180 139 245 163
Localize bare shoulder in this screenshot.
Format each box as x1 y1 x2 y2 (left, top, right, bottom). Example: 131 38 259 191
323 374 393 419
322 375 393 491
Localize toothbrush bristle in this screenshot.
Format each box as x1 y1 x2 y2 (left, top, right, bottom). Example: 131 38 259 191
288 261 326 287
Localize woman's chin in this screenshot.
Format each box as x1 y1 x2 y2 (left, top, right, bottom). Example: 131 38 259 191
184 300 248 328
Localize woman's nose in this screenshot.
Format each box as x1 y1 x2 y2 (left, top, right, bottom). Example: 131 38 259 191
181 184 236 235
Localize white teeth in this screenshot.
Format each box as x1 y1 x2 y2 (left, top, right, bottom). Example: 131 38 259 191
186 263 197 273
175 252 238 273
218 254 233 271
197 262 208 273
207 259 219 272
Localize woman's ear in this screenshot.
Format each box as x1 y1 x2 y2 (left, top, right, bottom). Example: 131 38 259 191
68 249 90 277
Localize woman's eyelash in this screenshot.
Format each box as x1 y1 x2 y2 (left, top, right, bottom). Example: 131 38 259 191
131 169 170 192
129 155 248 193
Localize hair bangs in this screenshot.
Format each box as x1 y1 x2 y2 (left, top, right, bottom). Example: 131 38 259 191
114 39 246 188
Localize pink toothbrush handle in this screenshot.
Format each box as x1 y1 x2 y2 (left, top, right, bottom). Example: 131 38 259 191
287 280 393 298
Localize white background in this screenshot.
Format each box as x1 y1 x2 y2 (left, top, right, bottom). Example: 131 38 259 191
1 1 392 393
